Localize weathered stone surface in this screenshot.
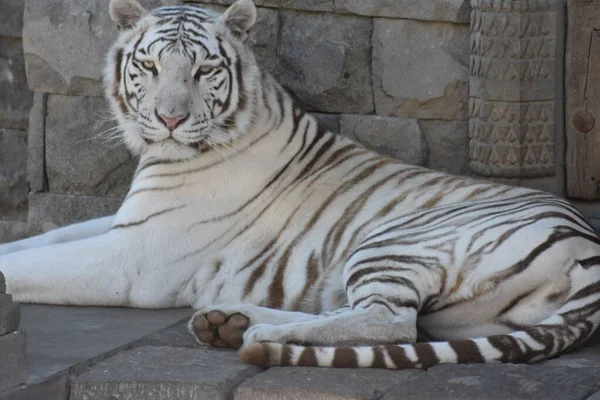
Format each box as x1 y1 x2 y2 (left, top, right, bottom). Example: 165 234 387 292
0 374 69 400
27 193 122 234
0 221 28 246
0 330 27 393
132 320 199 349
0 271 4 293
249 8 279 75
235 367 421 400
0 129 28 221
0 38 33 129
22 0 177 96
420 120 470 175
45 95 136 197
0 294 20 335
0 0 26 38
276 11 373 114
335 0 471 23
373 19 469 120
314 113 340 134
27 93 46 192
70 346 261 400
382 362 600 400
340 115 427 165
470 1 559 179
188 0 334 12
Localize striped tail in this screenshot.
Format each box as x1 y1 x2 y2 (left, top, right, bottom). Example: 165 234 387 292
239 297 600 369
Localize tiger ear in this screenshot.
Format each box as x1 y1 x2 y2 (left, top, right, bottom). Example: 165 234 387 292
219 0 257 42
109 0 148 31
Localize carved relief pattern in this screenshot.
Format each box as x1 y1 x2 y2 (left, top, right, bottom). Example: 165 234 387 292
469 0 558 178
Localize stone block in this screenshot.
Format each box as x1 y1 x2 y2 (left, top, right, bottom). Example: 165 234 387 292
0 0 26 38
70 346 262 400
27 93 47 193
276 11 373 114
0 294 20 335
381 363 600 400
0 221 28 246
0 271 4 293
420 120 470 175
340 115 427 165
335 0 471 23
0 129 28 221
250 8 279 75
0 38 33 130
235 367 421 400
22 0 177 96
187 0 335 13
45 95 136 197
28 193 122 234
0 374 69 400
373 19 470 121
0 330 27 393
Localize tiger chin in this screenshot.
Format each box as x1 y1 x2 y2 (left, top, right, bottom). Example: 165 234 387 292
1 0 599 370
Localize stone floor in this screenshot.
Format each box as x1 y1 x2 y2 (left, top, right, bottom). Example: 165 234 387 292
2 305 600 400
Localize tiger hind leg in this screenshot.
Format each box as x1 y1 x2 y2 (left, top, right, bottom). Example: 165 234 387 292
188 304 328 348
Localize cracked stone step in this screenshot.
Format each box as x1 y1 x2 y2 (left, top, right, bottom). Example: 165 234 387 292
70 346 262 400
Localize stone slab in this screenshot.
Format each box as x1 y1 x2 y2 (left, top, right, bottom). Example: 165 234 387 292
22 0 177 96
420 120 470 175
70 346 262 400
19 305 193 383
0 220 28 246
0 374 68 400
373 18 469 121
340 115 427 165
28 93 47 193
0 330 27 393
0 38 33 130
0 294 21 335
132 320 200 349
314 113 340 134
0 129 28 222
235 367 422 400
335 0 471 22
188 0 335 13
275 10 373 114
0 0 26 38
27 193 123 235
45 95 136 197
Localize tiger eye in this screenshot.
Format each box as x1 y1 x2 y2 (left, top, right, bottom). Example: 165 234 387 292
142 60 155 70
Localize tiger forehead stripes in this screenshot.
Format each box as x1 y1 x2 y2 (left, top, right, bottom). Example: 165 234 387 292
1 0 600 371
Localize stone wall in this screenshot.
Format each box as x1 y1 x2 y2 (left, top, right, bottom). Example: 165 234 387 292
0 0 585 241
0 0 32 242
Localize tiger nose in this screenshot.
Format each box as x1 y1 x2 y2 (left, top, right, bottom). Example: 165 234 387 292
156 111 189 130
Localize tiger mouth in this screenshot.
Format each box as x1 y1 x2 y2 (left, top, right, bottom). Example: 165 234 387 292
141 136 208 151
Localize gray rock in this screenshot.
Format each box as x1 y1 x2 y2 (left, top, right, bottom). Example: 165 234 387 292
0 129 28 221
420 120 470 175
0 0 26 38
0 38 33 130
70 346 262 400
0 330 27 394
0 271 4 293
335 0 471 23
250 8 280 75
131 320 199 349
0 375 69 400
45 95 136 197
382 362 600 400
275 11 373 114
373 19 470 121
27 193 122 235
22 0 177 96
235 367 422 400
0 221 28 246
27 93 47 193
188 0 335 12
0 294 20 335
340 115 427 165
314 113 340 134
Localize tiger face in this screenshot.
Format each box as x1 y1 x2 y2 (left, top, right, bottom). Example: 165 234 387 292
105 0 259 160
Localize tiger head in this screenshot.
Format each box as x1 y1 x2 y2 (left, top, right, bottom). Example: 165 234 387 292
105 0 260 160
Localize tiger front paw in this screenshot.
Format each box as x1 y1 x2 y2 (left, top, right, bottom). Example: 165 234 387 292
188 308 250 349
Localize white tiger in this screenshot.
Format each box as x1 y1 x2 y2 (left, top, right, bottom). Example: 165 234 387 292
1 0 599 369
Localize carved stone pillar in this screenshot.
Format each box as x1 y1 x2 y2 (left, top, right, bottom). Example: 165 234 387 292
0 271 27 393
469 0 559 178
